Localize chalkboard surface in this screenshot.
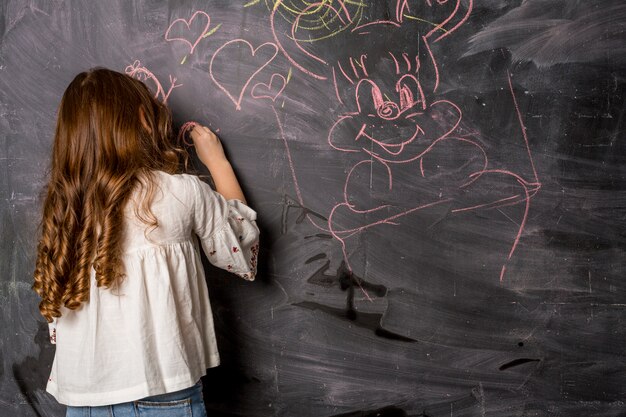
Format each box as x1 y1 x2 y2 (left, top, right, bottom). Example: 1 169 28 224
1 1 625 416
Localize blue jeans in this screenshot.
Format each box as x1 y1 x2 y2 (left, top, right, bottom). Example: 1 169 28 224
66 379 207 417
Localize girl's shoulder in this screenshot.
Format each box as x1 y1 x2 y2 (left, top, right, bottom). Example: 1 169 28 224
152 170 201 188
150 170 213 202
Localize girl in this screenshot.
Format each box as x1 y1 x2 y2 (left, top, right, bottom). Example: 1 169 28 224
32 68 260 416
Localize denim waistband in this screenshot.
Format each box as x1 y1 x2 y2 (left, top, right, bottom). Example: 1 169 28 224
136 379 203 403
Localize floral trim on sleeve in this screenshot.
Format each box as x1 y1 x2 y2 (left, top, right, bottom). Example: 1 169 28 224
237 271 253 280
250 242 259 271
197 195 259 280
234 243 259 281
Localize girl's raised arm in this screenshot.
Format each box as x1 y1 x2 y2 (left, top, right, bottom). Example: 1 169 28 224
189 125 246 204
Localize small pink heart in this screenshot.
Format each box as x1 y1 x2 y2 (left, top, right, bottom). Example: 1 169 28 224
165 11 211 55
251 73 287 102
209 39 279 110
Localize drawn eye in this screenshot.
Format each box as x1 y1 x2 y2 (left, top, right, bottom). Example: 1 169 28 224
399 84 414 110
356 79 385 114
371 85 384 111
395 74 426 111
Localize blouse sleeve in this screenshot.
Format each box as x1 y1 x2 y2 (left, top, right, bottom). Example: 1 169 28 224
190 176 260 281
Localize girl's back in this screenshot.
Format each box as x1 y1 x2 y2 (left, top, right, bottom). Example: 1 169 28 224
33 68 259 410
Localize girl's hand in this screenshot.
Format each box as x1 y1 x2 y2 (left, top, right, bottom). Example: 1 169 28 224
188 124 247 202
189 125 228 169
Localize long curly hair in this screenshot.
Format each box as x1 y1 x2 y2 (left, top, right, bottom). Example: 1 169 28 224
32 68 188 323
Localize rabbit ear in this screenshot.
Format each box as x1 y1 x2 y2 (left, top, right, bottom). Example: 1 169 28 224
427 0 472 42
395 0 473 42
395 0 410 22
271 2 356 80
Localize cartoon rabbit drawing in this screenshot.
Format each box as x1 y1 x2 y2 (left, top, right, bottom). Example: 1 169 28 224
271 0 539 282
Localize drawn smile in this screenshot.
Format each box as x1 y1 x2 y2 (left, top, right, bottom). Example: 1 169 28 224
355 123 424 155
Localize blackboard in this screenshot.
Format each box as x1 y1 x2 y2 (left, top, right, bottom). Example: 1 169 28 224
1 1 625 416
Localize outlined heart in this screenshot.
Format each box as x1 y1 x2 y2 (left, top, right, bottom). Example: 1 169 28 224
164 11 211 55
209 39 279 110
251 73 287 102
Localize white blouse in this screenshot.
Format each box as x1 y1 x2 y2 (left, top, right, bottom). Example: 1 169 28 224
45 171 260 406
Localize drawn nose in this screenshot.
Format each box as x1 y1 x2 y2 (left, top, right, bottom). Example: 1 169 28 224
376 101 400 120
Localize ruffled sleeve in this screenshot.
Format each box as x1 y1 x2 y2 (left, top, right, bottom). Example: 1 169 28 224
191 176 260 281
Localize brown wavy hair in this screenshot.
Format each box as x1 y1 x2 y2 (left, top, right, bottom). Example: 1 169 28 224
32 68 188 323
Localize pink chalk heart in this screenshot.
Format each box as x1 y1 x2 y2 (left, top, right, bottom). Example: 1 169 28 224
251 73 287 102
164 11 211 55
209 40 279 110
